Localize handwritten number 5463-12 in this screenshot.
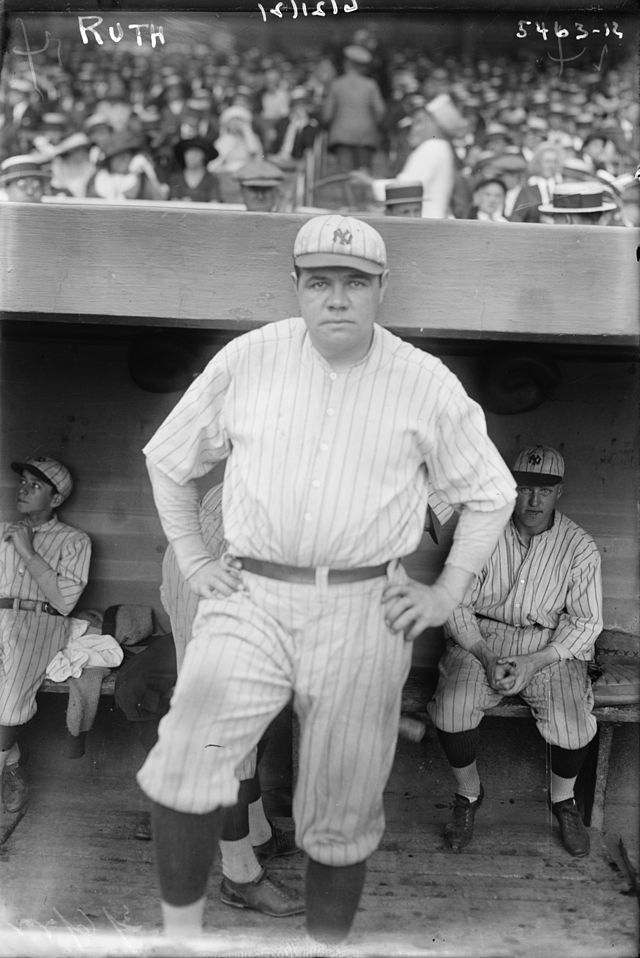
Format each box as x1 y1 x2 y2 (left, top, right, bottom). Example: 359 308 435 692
516 20 623 40
258 0 358 20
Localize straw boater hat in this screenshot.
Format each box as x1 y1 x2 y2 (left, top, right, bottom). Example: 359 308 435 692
0 154 50 185
384 181 423 206
539 181 617 214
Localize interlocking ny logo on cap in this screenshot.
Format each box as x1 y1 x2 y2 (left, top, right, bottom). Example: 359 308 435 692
332 227 352 246
527 453 542 465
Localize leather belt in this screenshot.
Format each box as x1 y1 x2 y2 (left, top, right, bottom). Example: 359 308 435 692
0 597 61 615
238 557 389 585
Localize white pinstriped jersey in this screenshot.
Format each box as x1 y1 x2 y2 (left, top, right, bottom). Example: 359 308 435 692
0 515 91 724
160 484 224 669
445 513 603 661
144 318 515 567
0 516 91 612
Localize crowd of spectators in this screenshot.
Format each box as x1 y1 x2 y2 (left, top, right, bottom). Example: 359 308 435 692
1 20 638 224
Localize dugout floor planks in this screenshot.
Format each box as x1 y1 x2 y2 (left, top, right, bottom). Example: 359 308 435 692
0 697 638 958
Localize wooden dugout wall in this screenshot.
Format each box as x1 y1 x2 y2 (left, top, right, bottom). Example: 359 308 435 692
0 202 638 343
0 203 638 660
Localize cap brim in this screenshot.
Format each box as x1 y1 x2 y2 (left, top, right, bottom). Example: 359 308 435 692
11 461 58 491
294 253 385 275
512 470 563 486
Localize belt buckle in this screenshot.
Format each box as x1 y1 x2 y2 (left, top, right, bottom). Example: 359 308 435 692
42 601 52 614
12 597 20 612
315 566 329 587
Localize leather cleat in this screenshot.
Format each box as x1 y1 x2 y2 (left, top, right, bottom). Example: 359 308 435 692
220 868 305 917
2 762 28 814
552 798 590 857
444 785 484 851
253 823 299 863
134 813 152 842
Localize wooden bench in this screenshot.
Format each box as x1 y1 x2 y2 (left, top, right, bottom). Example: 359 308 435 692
401 630 640 831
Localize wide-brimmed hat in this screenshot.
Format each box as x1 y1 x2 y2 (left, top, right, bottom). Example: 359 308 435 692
343 44 372 65
0 154 50 184
174 137 217 166
219 105 253 127
100 132 145 164
539 181 617 214
50 132 91 158
84 113 113 134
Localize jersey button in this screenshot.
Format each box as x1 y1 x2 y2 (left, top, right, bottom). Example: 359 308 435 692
304 512 312 522
329 372 337 381
326 408 335 416
312 480 321 488
320 443 329 452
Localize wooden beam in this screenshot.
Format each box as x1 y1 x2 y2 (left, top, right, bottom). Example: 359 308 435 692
1 202 638 345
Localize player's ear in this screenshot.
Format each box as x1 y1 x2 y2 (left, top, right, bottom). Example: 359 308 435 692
290 270 298 290
378 269 390 305
555 483 563 502
51 492 64 509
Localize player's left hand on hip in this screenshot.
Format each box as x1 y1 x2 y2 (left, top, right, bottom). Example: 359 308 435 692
381 580 452 641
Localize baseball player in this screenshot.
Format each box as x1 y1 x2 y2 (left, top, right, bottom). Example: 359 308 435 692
138 213 516 943
428 446 602 858
1 457 91 820
121 481 303 916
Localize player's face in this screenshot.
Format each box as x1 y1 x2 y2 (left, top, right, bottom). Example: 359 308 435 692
513 483 562 537
16 471 57 518
294 266 388 367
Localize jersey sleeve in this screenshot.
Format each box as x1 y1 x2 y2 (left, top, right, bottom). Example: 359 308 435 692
143 338 241 484
550 541 603 659
416 360 516 515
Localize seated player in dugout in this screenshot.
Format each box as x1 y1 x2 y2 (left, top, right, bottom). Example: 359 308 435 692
0 457 91 823
428 446 603 858
114 480 303 918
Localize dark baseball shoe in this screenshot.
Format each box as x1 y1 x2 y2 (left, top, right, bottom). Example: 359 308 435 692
220 868 305 917
253 823 299 864
2 762 28 814
444 785 484 851
552 798 590 857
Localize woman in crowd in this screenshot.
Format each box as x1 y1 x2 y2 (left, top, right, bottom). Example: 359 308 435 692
167 137 221 203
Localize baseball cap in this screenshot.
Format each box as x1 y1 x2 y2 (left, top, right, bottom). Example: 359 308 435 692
11 456 73 501
293 215 387 276
511 446 564 487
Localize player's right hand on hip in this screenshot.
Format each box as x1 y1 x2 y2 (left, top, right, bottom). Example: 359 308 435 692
187 556 245 598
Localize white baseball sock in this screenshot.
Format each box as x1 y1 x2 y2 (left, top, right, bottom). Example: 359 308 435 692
220 836 263 884
550 772 577 805
451 761 482 801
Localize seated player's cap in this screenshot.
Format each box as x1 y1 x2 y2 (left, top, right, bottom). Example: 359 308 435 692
11 456 73 501
293 214 387 275
511 446 564 486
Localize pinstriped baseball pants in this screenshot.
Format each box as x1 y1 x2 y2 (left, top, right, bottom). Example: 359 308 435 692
428 642 597 750
137 563 413 866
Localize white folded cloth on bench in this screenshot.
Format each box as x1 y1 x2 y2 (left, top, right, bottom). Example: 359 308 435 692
46 632 123 681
